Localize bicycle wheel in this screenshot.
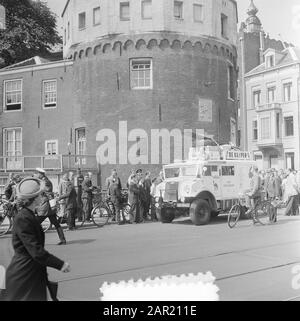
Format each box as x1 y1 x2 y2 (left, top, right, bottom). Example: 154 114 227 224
255 201 274 225
91 203 110 227
228 204 241 228
41 217 51 232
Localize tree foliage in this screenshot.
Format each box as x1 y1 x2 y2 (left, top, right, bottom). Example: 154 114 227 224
0 0 62 67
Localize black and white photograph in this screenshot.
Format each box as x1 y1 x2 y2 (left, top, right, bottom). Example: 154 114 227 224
0 0 300 304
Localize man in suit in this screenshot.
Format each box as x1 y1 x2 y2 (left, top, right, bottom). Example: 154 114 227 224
81 173 93 222
58 174 78 230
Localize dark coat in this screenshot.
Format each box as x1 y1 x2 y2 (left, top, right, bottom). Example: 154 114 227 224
81 178 93 200
109 178 122 203
36 194 54 217
5 207 64 301
58 181 77 209
128 182 139 204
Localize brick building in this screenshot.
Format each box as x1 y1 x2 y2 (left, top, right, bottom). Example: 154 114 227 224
0 0 239 191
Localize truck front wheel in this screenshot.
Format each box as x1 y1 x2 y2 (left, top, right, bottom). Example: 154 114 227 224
157 208 175 223
190 199 211 225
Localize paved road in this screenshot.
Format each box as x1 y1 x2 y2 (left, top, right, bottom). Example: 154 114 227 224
1 212 300 301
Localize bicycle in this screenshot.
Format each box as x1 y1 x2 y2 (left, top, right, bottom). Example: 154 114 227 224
0 198 51 236
90 190 131 227
228 193 277 228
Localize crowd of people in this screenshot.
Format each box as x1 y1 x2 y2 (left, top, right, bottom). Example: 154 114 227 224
257 168 300 216
105 168 164 225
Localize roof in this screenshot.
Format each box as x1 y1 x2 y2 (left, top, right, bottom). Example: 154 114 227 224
3 52 64 70
245 47 300 77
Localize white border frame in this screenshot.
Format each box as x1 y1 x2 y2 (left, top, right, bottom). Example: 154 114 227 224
45 139 59 156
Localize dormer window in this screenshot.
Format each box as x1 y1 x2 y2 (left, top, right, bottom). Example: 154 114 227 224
266 55 275 68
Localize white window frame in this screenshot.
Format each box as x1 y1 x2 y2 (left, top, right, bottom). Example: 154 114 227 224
3 127 22 157
266 54 275 68
93 7 101 26
283 82 292 102
252 120 258 141
141 0 152 20
3 79 23 112
78 12 86 30
267 86 276 104
75 128 86 165
253 89 261 108
120 2 130 21
43 79 57 109
174 1 183 19
260 117 271 140
284 115 294 137
130 58 153 90
45 140 58 156
193 4 204 22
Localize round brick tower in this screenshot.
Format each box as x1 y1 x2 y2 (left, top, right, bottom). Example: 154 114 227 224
61 0 239 180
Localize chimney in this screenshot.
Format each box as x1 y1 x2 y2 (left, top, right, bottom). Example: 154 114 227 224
0 5 6 30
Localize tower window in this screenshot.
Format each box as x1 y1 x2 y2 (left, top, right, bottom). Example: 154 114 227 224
221 13 228 38
120 2 130 21
142 0 152 20
78 12 86 30
130 59 153 90
93 7 101 25
193 4 203 22
174 1 183 19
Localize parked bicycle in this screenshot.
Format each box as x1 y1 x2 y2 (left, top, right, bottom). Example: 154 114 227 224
0 198 51 236
228 193 277 228
90 190 131 226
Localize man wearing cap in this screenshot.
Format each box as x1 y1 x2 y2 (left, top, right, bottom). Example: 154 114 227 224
35 168 66 245
5 177 71 301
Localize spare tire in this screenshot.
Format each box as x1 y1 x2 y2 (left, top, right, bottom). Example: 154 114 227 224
190 199 211 225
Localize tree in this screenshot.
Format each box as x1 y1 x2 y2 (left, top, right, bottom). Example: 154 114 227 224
0 0 62 67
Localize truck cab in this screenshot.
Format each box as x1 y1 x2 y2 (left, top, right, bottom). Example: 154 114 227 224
154 146 256 225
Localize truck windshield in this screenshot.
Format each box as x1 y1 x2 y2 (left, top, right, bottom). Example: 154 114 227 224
164 167 181 178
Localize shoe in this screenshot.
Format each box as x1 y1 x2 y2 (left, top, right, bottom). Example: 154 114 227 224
118 221 125 225
57 241 66 245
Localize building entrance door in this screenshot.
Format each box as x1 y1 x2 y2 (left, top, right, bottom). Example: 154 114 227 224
270 155 279 170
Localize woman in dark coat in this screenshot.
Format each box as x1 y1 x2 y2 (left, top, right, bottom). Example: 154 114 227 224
5 177 71 301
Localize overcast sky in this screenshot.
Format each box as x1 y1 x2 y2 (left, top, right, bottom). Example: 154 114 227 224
46 0 300 47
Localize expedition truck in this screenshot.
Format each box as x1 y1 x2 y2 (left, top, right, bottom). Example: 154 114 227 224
154 146 257 225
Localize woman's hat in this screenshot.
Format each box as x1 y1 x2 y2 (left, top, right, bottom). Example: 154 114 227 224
16 177 45 200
